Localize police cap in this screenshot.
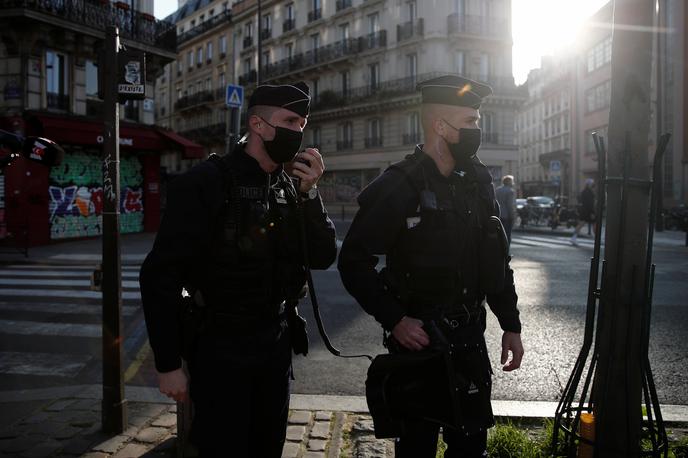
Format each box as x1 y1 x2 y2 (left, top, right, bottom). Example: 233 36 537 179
417 74 492 109
248 82 311 117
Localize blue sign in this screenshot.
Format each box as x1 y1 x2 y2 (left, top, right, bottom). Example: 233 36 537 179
226 84 244 108
549 160 561 172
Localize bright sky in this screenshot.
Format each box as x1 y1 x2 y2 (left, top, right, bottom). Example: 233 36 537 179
154 0 610 85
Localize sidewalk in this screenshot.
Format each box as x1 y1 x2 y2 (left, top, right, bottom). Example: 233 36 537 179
1 385 688 457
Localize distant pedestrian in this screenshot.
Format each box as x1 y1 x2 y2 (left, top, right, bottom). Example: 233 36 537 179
495 175 517 246
571 178 596 246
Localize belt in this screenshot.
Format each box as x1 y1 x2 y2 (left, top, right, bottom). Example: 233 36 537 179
441 306 486 329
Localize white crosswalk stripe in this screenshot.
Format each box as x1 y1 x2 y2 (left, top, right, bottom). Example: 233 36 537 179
511 234 596 249
0 263 142 381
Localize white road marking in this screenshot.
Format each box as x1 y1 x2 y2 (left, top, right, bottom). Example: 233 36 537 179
0 351 92 377
0 302 137 316
0 319 101 338
0 278 139 288
0 289 141 300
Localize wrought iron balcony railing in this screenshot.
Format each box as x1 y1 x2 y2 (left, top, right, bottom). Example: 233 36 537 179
174 90 215 111
243 36 253 49
0 0 176 52
364 137 383 148
359 30 387 52
263 37 360 80
308 8 322 22
402 132 421 145
447 13 509 38
336 0 352 12
283 18 295 32
178 10 231 45
260 28 271 40
336 139 353 151
238 70 257 86
397 18 424 42
482 131 499 143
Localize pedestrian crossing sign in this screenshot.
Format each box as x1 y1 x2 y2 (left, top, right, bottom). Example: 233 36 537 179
226 84 244 108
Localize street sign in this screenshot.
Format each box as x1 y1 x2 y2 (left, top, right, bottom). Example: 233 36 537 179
117 50 146 101
226 84 244 108
549 160 561 172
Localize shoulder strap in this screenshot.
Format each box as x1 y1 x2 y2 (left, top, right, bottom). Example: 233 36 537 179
386 153 426 196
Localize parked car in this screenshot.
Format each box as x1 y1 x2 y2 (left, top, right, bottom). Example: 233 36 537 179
524 196 555 226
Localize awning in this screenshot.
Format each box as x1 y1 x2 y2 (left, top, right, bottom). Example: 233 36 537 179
19 112 199 155
156 128 204 159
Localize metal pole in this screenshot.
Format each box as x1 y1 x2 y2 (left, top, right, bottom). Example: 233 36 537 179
101 25 127 434
655 0 665 232
224 105 231 156
256 0 262 85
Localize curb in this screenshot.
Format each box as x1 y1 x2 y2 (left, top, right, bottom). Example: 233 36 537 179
3 386 687 425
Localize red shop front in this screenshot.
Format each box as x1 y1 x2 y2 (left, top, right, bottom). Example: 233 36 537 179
1 112 202 246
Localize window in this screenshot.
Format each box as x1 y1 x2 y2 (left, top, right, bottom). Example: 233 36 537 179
285 42 294 60
177 87 182 100
454 51 465 74
46 50 69 109
311 33 320 50
311 126 321 148
218 72 225 90
587 36 612 72
187 51 193 69
406 53 417 80
286 3 294 20
366 118 382 147
405 112 420 144
586 80 611 113
197 47 203 65
261 50 270 68
207 42 213 62
85 60 98 98
368 12 380 34
199 14 205 22
369 63 380 89
337 122 353 150
245 21 254 38
313 0 321 9
341 70 350 95
311 78 319 102
219 35 227 56
481 112 495 142
408 0 417 21
339 23 350 41
262 13 271 30
205 78 211 91
243 57 252 74
478 53 489 80
177 59 183 74
454 0 465 14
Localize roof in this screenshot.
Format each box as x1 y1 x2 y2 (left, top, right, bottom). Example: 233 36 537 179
165 0 217 24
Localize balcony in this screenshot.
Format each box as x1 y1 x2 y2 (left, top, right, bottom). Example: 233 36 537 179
364 137 383 148
238 70 257 86
311 72 446 111
336 0 352 12
0 0 176 52
263 37 359 80
359 30 387 52
308 8 322 22
336 139 353 151
174 90 215 111
447 13 509 39
243 36 253 49
260 28 272 40
283 18 295 32
47 93 69 110
403 132 421 145
178 10 231 45
397 18 424 42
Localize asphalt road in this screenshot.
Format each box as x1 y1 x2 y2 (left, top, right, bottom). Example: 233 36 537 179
0 228 686 431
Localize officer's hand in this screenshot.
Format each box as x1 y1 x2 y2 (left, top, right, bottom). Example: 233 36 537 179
501 331 524 372
392 316 430 351
157 368 189 402
292 148 324 193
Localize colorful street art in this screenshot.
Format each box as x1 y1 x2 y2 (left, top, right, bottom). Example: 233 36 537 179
48 152 144 239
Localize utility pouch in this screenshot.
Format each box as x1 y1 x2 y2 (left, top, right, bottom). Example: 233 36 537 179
450 334 495 435
286 299 309 356
179 287 206 362
479 215 509 294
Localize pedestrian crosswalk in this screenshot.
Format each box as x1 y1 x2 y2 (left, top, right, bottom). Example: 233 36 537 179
0 263 143 383
511 233 597 250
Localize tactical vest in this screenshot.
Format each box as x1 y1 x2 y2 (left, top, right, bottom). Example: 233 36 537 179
200 153 306 318
384 153 499 317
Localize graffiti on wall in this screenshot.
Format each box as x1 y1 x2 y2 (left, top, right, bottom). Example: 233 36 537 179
48 152 144 239
0 174 6 239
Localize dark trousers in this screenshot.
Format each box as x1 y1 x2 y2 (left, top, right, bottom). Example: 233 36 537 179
395 421 488 457
188 320 292 457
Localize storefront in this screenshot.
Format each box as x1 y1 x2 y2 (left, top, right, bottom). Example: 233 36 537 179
1 112 202 246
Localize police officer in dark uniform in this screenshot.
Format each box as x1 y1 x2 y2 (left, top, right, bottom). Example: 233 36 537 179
338 75 524 457
140 82 337 457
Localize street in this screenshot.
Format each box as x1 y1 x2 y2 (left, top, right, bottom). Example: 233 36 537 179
0 228 686 432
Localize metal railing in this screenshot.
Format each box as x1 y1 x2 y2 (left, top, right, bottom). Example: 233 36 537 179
263 37 359 80
336 139 353 151
174 90 215 110
308 8 321 22
260 27 271 40
243 36 253 49
482 131 499 143
238 70 257 85
0 0 176 52
177 10 231 45
336 0 352 11
447 13 509 38
359 30 387 52
364 137 383 148
283 18 295 32
397 18 424 42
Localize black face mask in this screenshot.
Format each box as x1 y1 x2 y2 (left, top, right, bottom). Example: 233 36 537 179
442 119 482 161
259 118 304 163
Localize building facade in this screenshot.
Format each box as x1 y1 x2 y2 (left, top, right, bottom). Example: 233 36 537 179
158 0 523 215
0 0 201 245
